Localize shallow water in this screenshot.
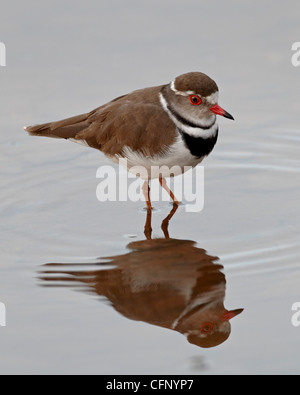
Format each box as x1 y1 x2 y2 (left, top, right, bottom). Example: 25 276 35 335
1 0 300 375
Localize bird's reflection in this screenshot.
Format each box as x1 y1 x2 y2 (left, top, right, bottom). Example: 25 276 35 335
39 204 243 348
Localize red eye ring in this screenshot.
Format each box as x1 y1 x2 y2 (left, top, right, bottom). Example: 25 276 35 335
201 322 214 334
189 95 202 105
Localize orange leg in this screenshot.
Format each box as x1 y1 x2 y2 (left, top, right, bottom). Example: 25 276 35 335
144 207 152 240
159 177 180 205
142 181 152 209
142 181 152 239
161 202 179 239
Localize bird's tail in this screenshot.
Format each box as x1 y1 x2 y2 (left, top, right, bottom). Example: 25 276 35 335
24 113 90 140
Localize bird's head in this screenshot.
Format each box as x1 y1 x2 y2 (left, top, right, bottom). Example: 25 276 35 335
162 72 234 131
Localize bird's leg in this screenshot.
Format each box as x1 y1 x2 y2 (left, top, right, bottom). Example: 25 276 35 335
161 202 179 239
144 206 152 240
142 180 152 209
159 177 180 205
142 181 152 239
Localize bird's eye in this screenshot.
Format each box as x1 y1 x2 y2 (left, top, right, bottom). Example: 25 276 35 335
201 322 214 333
189 95 202 105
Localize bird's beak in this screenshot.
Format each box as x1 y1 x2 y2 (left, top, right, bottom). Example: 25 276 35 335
222 308 244 321
210 103 234 120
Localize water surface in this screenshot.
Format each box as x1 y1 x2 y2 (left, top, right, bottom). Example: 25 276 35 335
1 0 300 375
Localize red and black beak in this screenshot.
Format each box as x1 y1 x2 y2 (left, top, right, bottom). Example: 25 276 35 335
222 308 244 321
210 104 234 120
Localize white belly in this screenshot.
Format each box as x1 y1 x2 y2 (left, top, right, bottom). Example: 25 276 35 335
111 134 204 180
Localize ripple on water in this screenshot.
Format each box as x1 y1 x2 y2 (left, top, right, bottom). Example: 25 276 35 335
2 128 300 278
207 127 300 276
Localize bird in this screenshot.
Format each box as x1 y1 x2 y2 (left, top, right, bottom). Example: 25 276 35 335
24 72 234 207
39 235 243 348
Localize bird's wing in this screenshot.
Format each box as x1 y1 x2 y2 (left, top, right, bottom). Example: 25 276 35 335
25 87 177 157
76 101 177 157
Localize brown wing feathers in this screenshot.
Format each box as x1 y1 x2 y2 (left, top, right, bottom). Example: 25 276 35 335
24 85 177 156
24 113 90 139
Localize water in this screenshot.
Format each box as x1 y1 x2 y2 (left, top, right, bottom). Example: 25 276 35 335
1 0 300 375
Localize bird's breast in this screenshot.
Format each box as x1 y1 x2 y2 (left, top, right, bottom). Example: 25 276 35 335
113 133 206 180
178 126 219 158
